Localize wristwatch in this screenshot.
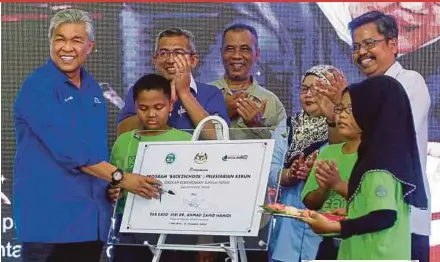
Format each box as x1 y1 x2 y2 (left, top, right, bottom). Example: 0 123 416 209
110 168 124 186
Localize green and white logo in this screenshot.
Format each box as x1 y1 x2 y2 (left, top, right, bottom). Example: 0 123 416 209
375 185 388 198
165 153 176 164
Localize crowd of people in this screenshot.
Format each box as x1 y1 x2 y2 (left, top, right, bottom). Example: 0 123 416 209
13 7 432 262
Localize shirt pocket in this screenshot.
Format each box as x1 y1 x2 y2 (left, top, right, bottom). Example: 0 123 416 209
57 89 78 129
85 93 108 142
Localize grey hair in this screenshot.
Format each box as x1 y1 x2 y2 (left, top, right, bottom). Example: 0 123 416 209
154 28 197 54
48 9 95 41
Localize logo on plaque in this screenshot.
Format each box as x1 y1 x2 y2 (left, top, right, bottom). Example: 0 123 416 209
165 153 176 164
194 152 208 164
222 155 248 161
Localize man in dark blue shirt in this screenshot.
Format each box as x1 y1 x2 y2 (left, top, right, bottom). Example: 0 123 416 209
116 28 230 137
14 9 161 262
115 28 230 262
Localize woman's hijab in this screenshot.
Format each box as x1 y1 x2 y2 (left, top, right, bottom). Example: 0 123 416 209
283 65 341 168
347 75 427 209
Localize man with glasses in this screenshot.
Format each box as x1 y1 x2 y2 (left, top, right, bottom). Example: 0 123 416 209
350 11 431 262
114 28 229 262
117 28 229 136
317 10 431 262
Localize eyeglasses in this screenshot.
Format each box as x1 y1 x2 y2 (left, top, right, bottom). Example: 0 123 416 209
352 38 385 54
300 85 313 94
155 49 194 59
334 104 352 114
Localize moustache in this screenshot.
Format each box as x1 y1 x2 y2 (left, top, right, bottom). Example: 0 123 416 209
357 54 376 64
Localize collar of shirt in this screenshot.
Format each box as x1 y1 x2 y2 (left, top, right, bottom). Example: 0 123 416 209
213 75 258 95
46 58 91 87
384 61 403 79
190 73 198 94
46 59 70 83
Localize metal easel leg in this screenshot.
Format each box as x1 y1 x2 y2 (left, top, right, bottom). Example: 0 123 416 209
236 237 247 262
149 234 167 262
223 236 239 262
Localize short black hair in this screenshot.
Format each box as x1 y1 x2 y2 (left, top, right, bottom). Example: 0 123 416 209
221 23 259 48
132 73 171 101
348 11 398 41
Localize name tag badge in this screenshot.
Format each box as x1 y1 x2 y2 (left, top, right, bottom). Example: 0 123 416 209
178 106 187 117
94 97 102 104
64 96 74 103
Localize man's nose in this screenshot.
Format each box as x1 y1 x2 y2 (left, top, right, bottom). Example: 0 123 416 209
61 41 74 52
232 49 243 59
165 54 174 64
358 45 368 56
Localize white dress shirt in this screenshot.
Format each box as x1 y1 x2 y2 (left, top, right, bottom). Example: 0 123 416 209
386 61 431 236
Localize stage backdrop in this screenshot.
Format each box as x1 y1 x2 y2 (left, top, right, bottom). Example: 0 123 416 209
2 2 440 261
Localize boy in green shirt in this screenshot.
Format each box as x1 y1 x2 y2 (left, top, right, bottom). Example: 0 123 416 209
301 84 360 259
108 73 192 262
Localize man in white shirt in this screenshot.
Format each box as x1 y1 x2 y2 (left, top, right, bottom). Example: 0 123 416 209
348 10 431 262
317 2 440 56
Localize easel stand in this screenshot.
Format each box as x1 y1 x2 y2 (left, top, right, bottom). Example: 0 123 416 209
144 235 248 262
144 116 248 262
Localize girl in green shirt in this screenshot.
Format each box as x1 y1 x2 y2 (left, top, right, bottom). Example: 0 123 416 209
301 75 428 260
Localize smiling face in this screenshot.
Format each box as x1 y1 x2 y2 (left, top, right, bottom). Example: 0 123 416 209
50 23 94 78
351 22 397 77
349 2 440 53
152 35 198 81
221 29 260 82
300 75 323 117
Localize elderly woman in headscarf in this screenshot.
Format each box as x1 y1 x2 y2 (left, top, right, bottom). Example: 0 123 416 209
268 65 345 262
302 75 427 260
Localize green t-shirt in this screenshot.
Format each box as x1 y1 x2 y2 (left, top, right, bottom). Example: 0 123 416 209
301 143 357 212
110 129 192 214
337 171 410 260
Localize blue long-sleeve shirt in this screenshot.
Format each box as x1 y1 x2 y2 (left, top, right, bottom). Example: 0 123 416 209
13 59 111 243
117 80 230 130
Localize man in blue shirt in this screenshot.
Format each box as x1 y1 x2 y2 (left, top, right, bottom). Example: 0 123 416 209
115 28 230 262
116 28 230 137
14 9 162 262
